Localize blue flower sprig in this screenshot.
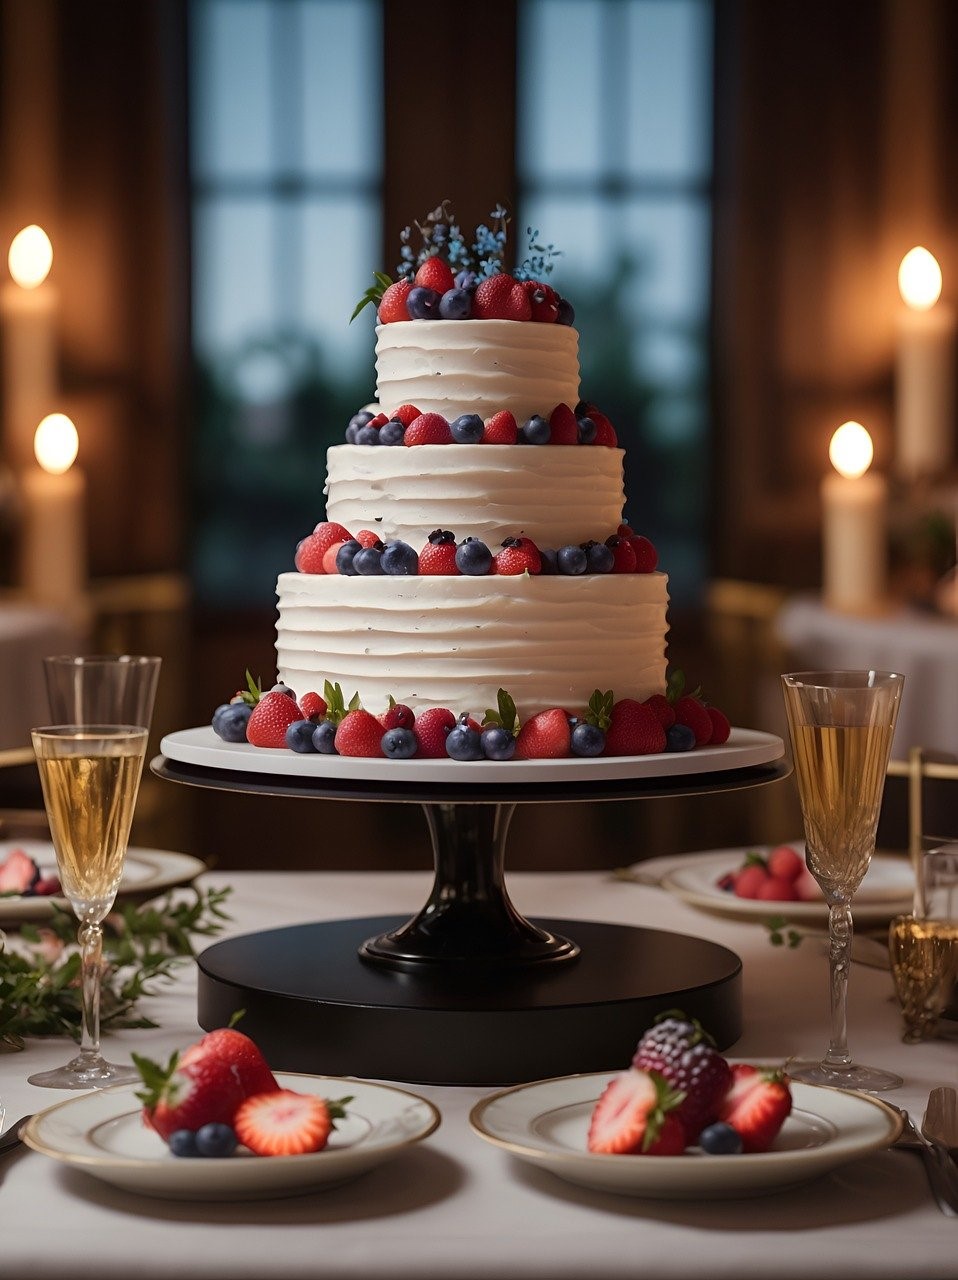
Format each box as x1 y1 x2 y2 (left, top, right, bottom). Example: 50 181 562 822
513 226 562 282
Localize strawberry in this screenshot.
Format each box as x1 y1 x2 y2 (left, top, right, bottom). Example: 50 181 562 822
717 1063 792 1153
419 529 460 575
548 403 579 445
515 708 572 760
756 876 800 901
234 1089 352 1157
178 1028 279 1099
482 410 518 444
643 693 676 729
767 844 804 882
732 858 770 899
590 409 618 447
295 521 353 574
522 280 560 323
378 280 413 323
356 528 383 549
414 257 455 295
389 403 422 427
632 1013 732 1140
379 697 415 731
134 1048 251 1142
795 865 823 901
415 706 456 758
617 522 635 538
674 695 713 746
587 1068 686 1155
367 412 389 429
247 691 303 748
322 541 347 574
298 691 328 722
606 536 637 574
405 412 452 446
494 536 541 576
472 273 532 322
0 847 40 894
604 698 666 756
707 706 731 745
334 708 385 758
629 535 658 573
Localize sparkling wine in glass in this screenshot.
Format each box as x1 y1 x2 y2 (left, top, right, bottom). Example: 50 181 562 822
27 726 148 1089
782 670 904 1092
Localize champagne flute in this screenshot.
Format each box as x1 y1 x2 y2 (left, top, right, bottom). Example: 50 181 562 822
43 654 161 728
27 725 148 1089
782 670 904 1091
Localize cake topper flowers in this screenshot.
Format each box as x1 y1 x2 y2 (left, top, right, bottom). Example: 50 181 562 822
351 202 572 326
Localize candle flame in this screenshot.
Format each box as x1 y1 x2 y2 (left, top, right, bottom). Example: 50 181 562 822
898 246 942 310
34 414 78 475
829 421 873 479
8 225 53 289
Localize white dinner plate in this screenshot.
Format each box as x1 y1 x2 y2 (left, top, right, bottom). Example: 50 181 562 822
23 1072 441 1202
470 1072 901 1199
637 846 915 925
160 724 785 785
0 842 206 926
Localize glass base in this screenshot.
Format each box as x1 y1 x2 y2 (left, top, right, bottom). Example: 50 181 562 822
788 1059 903 1093
28 1052 139 1091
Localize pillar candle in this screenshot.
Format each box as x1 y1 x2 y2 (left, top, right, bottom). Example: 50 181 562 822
1 227 58 471
822 422 887 613
20 413 87 627
896 247 956 482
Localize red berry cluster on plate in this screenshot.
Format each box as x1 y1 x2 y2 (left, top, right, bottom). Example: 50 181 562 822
0 846 60 897
134 1027 352 1159
716 844 821 903
343 400 618 448
211 673 733 762
588 1013 792 1157
294 521 657 579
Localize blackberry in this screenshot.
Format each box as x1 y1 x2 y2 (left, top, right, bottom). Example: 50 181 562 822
632 1013 731 1139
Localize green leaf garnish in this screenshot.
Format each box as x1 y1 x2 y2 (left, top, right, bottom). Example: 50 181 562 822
350 271 393 323
585 688 614 731
482 688 519 732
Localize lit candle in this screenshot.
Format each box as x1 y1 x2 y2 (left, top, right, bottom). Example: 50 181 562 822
822 421 887 613
1 226 59 471
896 246 956 482
21 412 88 625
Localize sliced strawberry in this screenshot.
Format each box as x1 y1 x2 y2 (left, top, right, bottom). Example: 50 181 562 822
548 403 579 445
482 410 518 445
587 1068 686 1155
234 1089 351 1157
247 692 303 748
717 1063 792 1153
378 280 413 323
334 708 385 758
515 708 571 760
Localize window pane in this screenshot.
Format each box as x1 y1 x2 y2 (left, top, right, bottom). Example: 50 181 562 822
191 0 274 179
301 0 381 178
193 197 278 360
301 194 379 379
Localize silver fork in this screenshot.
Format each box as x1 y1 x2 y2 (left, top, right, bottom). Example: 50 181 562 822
0 1114 32 1156
889 1104 958 1216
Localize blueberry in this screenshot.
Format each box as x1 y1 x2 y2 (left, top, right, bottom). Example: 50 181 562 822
379 419 406 446
454 269 477 290
406 286 441 319
666 723 696 753
538 548 558 575
571 722 605 757
335 539 362 575
212 702 230 726
557 297 575 325
215 702 252 743
699 1122 743 1155
577 415 597 444
481 725 516 761
450 413 484 444
168 1129 199 1158
585 541 614 574
286 719 318 753
348 410 374 432
519 415 551 445
446 715 483 761
353 546 385 576
455 537 493 575
355 424 381 446
312 720 339 754
195 1123 238 1158
557 544 587 575
381 540 419 575
439 288 472 320
345 423 359 444
381 726 418 759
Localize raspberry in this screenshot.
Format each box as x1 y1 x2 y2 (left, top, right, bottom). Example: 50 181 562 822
631 1015 731 1140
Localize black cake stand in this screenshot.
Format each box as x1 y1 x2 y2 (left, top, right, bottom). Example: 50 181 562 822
154 729 788 1085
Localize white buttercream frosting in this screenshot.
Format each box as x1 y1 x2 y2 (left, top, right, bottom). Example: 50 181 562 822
324 444 626 548
374 319 580 423
276 571 669 720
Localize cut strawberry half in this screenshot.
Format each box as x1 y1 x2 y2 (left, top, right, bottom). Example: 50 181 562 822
233 1089 352 1157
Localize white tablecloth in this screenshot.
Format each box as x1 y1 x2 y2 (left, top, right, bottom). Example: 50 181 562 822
2 868 956 1280
776 595 958 756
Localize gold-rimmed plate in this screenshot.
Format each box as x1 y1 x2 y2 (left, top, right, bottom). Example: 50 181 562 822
470 1072 900 1199
0 842 206 926
23 1073 441 1201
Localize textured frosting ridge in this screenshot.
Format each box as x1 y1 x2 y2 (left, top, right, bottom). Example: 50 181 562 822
276 571 669 720
324 444 626 548
374 319 580 423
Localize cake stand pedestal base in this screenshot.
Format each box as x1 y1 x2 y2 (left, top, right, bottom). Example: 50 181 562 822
197 915 742 1086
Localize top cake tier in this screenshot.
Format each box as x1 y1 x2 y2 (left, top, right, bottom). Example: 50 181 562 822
374 319 580 423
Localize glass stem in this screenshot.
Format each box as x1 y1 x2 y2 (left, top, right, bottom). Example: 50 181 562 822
823 901 853 1070
77 920 104 1063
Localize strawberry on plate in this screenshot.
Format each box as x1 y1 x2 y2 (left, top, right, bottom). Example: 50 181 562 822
178 1028 279 1098
234 1089 352 1157
515 708 571 760
604 698 666 756
716 1063 792 1153
334 708 385 758
587 1068 686 1155
246 690 303 748
134 1049 251 1142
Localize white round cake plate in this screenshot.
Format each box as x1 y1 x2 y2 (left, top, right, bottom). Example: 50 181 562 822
160 724 784 786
